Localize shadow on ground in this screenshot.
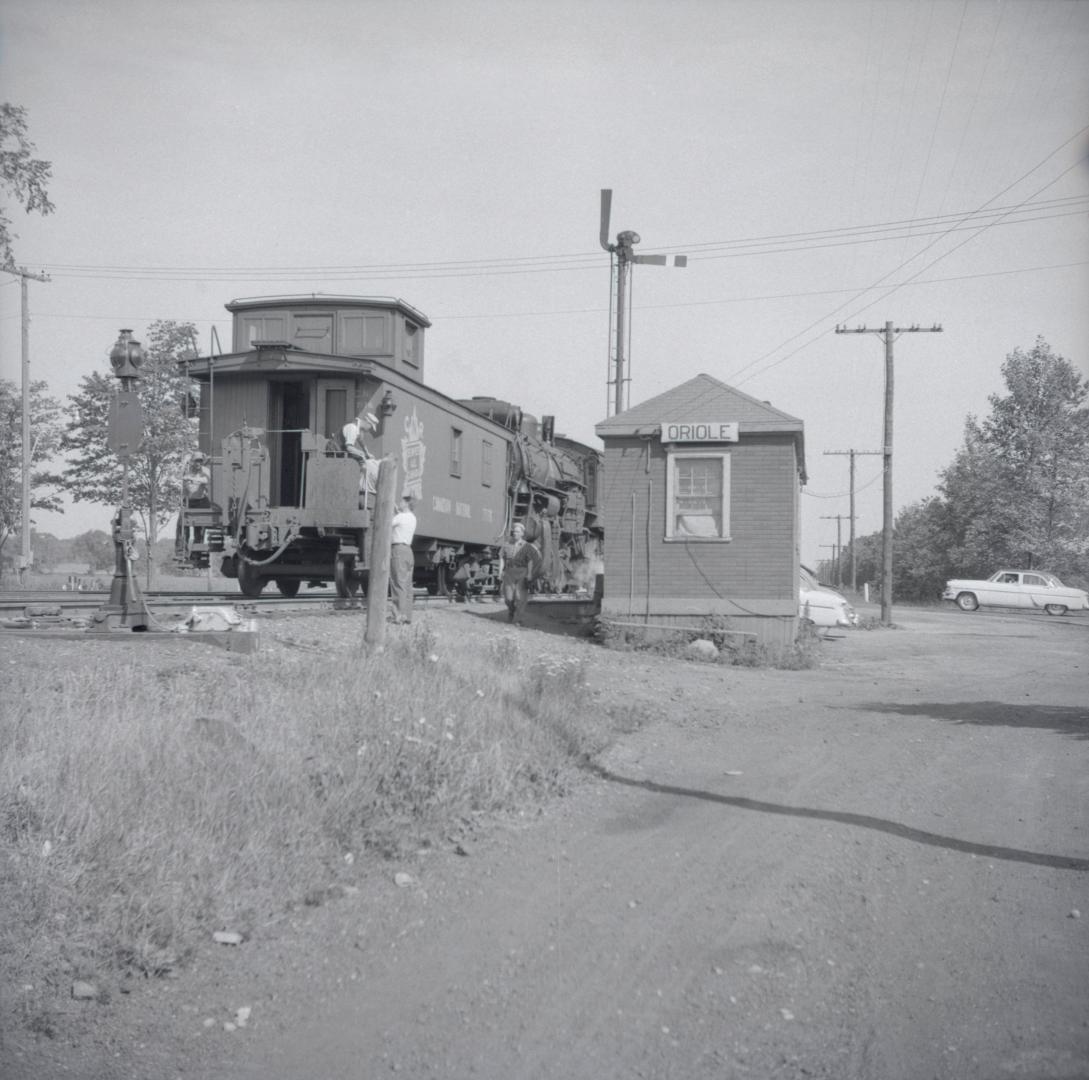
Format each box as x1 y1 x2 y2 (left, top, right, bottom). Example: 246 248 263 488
858 700 1089 739
587 763 1089 872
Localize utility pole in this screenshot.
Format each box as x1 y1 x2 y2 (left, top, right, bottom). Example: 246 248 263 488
819 513 851 588
819 544 839 581
824 449 881 593
835 321 942 625
3 266 51 583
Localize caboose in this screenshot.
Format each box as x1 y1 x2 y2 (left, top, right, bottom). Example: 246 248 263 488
177 295 602 597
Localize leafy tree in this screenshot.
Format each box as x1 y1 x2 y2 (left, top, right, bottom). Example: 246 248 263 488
61 321 199 584
0 103 55 269
0 378 65 564
938 338 1089 579
888 498 957 602
72 529 114 573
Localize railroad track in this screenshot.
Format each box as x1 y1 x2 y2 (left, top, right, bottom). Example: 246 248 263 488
0 588 502 619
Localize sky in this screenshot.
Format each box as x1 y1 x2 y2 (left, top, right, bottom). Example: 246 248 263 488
2 0 1087 570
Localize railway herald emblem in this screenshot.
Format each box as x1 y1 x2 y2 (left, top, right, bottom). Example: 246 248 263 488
401 406 426 499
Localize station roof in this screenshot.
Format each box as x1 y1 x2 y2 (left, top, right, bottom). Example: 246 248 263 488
595 373 806 479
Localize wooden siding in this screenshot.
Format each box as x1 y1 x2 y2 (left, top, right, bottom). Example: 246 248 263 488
599 433 801 646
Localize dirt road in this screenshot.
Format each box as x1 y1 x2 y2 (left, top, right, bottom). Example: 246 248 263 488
7 605 1089 1079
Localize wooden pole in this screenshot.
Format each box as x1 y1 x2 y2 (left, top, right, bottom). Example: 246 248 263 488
365 458 398 648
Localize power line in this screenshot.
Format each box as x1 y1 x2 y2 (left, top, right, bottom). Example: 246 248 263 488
20 195 1085 284
6 260 1082 329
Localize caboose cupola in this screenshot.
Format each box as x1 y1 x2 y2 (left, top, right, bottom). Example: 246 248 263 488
226 295 431 382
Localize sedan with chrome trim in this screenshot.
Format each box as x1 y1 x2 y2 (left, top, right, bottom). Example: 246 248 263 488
942 570 1088 616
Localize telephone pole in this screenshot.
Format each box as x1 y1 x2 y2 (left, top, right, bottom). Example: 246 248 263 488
824 448 881 593
819 513 852 588
835 320 942 625
3 266 51 582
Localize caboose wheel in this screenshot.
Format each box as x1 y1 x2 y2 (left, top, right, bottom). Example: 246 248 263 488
275 578 301 598
334 554 360 598
237 558 266 598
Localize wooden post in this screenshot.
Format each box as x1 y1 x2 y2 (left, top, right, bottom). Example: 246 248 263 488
365 458 398 648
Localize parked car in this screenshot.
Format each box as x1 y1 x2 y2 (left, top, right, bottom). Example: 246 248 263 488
800 566 859 630
942 570 1089 616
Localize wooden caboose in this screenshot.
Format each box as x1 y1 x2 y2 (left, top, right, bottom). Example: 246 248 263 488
594 373 807 647
180 295 515 595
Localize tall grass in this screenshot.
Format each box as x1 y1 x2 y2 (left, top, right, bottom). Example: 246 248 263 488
0 623 606 1025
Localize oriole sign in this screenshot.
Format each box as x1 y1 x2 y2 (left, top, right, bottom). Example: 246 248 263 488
660 421 739 443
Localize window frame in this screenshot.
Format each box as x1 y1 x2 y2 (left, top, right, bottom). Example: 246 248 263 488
450 426 463 478
664 448 732 542
481 439 493 487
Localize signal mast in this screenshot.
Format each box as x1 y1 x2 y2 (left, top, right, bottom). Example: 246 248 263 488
598 189 687 417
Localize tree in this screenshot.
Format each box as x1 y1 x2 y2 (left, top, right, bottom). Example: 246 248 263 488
939 339 1089 580
889 498 957 602
61 321 199 584
0 378 65 563
0 104 55 269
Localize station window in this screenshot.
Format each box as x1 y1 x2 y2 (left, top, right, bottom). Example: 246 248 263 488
481 439 493 487
665 450 731 540
450 427 463 477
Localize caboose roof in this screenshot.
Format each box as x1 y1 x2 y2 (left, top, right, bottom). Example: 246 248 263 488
595 372 807 480
225 294 432 327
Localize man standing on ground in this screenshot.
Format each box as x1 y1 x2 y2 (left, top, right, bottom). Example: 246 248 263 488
390 494 418 624
501 521 539 623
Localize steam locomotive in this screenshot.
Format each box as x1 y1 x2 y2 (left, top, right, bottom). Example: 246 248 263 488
175 295 603 598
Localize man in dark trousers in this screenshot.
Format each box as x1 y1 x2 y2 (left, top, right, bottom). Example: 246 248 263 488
389 494 418 624
500 522 539 623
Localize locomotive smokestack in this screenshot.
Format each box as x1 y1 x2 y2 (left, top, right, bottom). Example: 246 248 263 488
542 415 555 444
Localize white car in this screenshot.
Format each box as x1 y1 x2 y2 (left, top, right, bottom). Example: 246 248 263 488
942 570 1089 616
800 566 859 630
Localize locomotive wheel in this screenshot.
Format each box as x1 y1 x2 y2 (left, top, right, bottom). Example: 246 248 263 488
237 558 266 598
275 578 301 598
334 554 361 598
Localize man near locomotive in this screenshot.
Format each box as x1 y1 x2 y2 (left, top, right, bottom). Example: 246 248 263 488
389 494 418 624
500 521 539 624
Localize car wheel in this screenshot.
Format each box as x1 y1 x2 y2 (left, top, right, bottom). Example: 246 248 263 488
955 592 979 612
1044 603 1068 616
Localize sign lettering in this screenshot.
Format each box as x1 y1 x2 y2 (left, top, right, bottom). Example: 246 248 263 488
660 421 739 443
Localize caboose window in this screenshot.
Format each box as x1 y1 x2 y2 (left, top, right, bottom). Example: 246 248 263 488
481 440 493 487
450 428 463 478
665 450 731 541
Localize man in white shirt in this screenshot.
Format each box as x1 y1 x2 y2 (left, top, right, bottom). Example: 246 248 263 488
342 412 379 462
389 494 418 624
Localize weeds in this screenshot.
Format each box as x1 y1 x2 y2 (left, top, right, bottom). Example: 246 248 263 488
594 616 822 670
0 625 616 1028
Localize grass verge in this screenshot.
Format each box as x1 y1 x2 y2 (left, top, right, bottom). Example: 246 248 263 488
0 620 609 1032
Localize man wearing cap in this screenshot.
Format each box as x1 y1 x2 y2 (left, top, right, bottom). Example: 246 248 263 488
342 412 379 462
343 413 381 507
389 494 418 624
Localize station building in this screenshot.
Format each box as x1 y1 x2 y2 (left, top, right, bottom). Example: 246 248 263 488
594 373 807 648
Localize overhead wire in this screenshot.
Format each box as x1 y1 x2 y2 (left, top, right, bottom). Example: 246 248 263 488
23 196 1086 284
724 124 1089 387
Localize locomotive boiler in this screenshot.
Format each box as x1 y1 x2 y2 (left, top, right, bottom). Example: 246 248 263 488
175 295 602 598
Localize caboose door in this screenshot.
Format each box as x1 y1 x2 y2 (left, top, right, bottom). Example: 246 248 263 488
315 379 354 449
